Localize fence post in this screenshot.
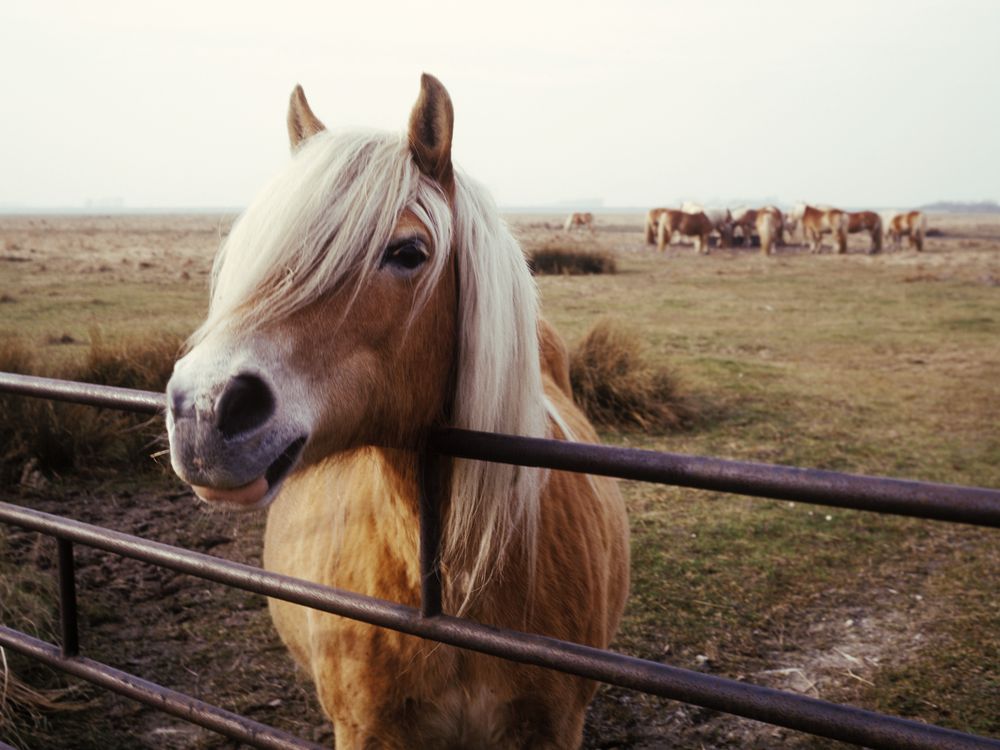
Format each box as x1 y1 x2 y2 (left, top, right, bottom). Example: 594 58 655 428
417 446 444 618
56 537 79 657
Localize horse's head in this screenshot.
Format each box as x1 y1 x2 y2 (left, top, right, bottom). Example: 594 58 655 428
167 75 460 509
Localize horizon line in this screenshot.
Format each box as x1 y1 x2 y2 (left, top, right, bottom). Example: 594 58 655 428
1 199 998 217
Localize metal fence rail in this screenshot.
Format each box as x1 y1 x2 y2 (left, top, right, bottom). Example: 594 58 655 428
4 372 999 527
0 627 324 750
429 428 1000 527
2 372 999 750
2 502 998 750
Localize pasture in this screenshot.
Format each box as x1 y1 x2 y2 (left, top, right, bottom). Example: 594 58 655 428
1 211 998 748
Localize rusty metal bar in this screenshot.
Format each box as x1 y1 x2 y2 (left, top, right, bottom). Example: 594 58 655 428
430 429 1000 527
0 372 162 414
417 446 444 617
0 626 325 750
2 503 997 750
2 373 999 527
56 538 79 657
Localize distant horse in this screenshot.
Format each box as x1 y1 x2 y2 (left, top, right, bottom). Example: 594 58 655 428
166 74 629 748
645 207 671 244
755 205 783 256
730 207 759 247
564 211 595 232
885 210 927 251
782 213 800 245
791 203 848 253
657 209 712 254
682 202 733 247
847 211 883 253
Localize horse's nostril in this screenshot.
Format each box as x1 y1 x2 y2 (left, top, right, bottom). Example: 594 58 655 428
216 374 276 439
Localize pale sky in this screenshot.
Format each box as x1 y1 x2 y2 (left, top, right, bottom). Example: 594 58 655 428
1 1 997 210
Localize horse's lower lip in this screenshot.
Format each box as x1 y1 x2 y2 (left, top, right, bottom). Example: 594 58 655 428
191 436 307 508
192 477 268 506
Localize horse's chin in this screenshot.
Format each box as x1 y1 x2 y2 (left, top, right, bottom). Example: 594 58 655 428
188 435 307 511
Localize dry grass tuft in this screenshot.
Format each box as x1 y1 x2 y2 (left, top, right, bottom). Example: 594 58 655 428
0 338 36 375
81 331 181 391
570 319 695 431
528 241 617 275
1 551 93 744
0 333 182 482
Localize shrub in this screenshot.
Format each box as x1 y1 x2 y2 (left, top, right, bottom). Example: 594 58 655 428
0 333 182 483
528 242 616 275
570 319 694 431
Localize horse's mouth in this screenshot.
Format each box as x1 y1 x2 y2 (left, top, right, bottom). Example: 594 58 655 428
265 436 307 488
191 436 307 509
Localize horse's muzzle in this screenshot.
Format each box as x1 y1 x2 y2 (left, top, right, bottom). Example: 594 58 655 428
166 368 308 509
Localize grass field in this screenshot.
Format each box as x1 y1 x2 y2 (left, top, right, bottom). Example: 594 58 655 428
1 212 998 748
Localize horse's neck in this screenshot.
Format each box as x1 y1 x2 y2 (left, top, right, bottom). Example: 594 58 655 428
304 447 424 604
365 447 420 502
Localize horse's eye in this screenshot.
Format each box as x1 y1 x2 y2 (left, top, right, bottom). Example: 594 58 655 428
382 239 428 272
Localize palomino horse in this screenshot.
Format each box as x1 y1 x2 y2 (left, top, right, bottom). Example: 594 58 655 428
782 213 800 245
885 210 926 251
656 208 713 254
166 75 629 748
791 203 848 253
847 211 883 253
755 205 783 256
645 206 670 244
681 202 733 247
730 207 758 247
564 211 595 232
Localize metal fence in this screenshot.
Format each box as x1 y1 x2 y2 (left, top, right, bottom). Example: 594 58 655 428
1 371 998 750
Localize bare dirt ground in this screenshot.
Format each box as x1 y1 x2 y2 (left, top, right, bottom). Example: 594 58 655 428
1 210 998 749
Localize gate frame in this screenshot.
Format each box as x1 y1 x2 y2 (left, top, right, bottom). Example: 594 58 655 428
1 372 998 750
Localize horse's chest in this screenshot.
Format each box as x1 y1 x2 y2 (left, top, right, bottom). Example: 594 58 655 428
317 620 523 747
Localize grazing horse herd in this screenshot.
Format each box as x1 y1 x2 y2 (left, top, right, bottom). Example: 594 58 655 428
568 203 928 256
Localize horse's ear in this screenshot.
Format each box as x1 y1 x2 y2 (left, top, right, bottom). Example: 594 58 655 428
287 85 326 151
408 73 454 191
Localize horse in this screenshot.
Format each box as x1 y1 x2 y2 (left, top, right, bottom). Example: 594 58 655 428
645 207 671 244
656 208 712 254
730 207 758 247
165 74 629 749
790 203 848 253
755 205 783 256
847 211 883 253
884 210 926 251
564 211 595 232
782 212 800 245
681 202 733 247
